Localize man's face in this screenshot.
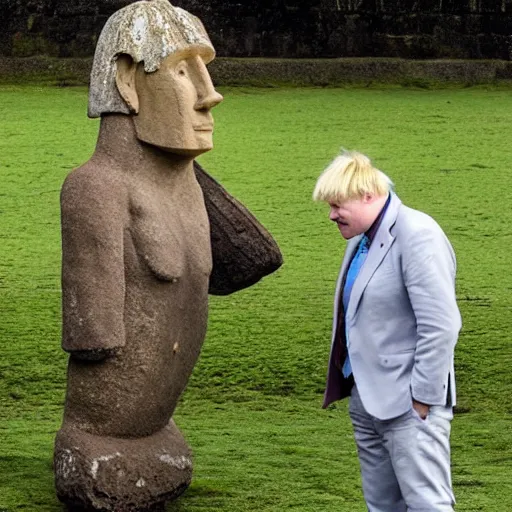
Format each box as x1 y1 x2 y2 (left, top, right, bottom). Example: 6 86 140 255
133 47 223 156
328 196 375 240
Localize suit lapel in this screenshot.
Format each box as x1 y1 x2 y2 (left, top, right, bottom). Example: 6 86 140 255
346 193 402 321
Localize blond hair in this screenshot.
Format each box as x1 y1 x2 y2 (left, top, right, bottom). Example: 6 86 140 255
313 150 392 203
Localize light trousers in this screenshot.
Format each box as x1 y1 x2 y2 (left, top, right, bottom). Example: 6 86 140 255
349 385 455 512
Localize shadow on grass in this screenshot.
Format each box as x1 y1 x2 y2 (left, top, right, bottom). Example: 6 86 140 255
0 454 63 512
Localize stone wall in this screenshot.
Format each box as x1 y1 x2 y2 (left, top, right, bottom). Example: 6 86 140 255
1 0 512 59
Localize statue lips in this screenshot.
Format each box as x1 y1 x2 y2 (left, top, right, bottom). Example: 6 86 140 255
193 124 214 131
193 114 214 133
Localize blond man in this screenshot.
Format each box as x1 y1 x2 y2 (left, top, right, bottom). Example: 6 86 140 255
314 151 461 511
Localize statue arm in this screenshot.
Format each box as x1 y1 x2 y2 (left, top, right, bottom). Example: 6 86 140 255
60 169 126 359
194 162 283 295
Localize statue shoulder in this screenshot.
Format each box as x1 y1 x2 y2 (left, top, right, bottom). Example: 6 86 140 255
61 159 128 217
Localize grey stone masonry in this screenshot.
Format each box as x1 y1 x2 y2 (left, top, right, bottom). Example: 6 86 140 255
1 1 512 59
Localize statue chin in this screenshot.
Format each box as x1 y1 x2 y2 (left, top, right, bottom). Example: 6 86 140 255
155 143 214 157
134 131 214 158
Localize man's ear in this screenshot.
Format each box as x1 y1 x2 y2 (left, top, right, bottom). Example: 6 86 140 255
362 192 374 204
115 54 139 114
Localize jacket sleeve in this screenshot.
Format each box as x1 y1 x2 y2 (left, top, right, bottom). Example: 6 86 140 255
402 223 461 405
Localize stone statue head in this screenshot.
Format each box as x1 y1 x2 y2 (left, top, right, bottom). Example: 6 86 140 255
88 0 223 155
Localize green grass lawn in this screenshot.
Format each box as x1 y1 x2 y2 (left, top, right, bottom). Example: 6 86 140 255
0 84 511 511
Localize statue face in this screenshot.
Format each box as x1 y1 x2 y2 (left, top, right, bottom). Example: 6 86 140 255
133 48 223 156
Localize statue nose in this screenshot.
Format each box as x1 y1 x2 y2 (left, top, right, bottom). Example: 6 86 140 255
195 88 223 111
192 56 223 111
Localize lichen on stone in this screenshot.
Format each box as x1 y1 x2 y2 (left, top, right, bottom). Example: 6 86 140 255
88 0 215 118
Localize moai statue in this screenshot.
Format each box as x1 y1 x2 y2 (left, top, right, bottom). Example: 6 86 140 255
53 1 282 511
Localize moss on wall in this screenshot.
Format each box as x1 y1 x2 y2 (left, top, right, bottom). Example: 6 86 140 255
1 56 512 87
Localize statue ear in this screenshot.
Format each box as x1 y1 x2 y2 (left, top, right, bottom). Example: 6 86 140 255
115 54 139 114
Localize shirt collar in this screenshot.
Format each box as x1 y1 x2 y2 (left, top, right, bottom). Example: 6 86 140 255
365 193 391 245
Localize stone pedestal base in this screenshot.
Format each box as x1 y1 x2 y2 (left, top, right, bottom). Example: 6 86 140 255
54 419 192 511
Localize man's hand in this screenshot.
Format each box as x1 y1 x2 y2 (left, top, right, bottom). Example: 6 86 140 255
412 399 431 420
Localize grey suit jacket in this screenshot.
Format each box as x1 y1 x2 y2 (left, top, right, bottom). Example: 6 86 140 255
323 193 461 420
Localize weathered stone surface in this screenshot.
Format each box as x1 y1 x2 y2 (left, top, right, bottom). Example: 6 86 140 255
194 161 283 295
88 0 214 117
56 112 213 511
55 420 191 511
55 2 282 511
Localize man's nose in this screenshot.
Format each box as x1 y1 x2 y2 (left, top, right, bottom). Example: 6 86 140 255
192 56 223 111
329 207 338 221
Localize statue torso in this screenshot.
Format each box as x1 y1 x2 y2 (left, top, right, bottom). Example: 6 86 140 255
63 159 212 438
